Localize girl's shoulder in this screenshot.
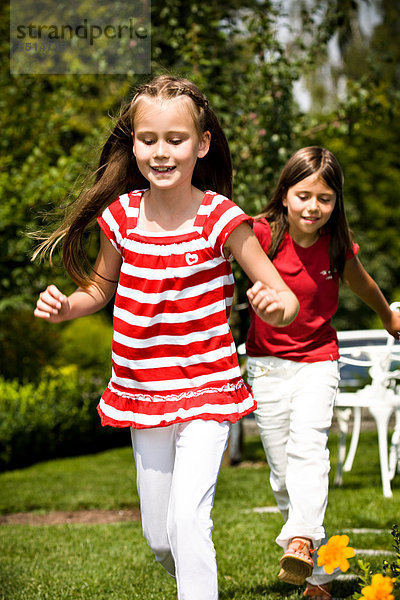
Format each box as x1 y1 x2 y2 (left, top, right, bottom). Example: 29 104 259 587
320 227 359 258
199 190 249 223
98 189 146 238
109 188 146 209
252 217 271 243
104 189 146 218
253 216 270 229
202 190 235 209
200 190 252 253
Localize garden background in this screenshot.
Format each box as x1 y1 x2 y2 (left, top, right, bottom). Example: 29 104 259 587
0 1 399 598
1 0 400 469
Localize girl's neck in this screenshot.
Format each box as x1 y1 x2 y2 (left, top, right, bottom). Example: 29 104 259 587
138 185 204 232
289 229 320 248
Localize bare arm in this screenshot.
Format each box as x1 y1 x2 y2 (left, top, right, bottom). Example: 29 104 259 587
224 222 299 326
34 231 122 323
343 256 400 339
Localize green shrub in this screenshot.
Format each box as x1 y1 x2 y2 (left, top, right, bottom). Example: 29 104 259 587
0 311 113 384
0 366 126 470
0 309 61 382
56 313 113 374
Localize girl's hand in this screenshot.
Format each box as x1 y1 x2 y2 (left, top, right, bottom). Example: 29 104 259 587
34 285 70 323
247 281 285 326
225 223 299 326
382 309 400 340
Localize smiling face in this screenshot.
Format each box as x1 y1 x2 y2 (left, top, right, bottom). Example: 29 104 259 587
132 97 210 193
283 173 337 246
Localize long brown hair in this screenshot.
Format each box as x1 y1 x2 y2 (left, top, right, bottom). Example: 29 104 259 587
258 146 354 279
33 75 233 286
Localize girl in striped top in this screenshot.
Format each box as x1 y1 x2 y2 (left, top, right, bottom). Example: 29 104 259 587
34 75 298 600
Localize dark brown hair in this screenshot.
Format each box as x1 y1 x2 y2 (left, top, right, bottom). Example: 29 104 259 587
33 75 233 286
257 146 354 279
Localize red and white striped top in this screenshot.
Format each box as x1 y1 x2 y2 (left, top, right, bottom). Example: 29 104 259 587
96 189 255 429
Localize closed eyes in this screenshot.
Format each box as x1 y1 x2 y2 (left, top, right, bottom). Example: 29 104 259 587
297 194 333 203
140 138 183 145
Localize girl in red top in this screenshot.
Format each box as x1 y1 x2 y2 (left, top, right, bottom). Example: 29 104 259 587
245 146 400 600
33 76 298 600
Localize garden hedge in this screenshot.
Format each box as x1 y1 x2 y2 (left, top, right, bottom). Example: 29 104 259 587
0 366 127 471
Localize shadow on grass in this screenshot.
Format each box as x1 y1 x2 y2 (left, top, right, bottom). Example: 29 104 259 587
330 480 374 491
219 577 359 599
241 436 266 463
219 579 302 600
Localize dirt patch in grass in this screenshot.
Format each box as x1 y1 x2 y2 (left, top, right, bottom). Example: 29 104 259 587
0 508 140 526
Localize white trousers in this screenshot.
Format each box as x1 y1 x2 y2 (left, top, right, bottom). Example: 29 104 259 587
247 356 340 585
131 419 230 600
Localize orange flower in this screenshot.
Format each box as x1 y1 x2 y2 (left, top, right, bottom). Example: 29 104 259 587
317 534 355 574
361 574 396 600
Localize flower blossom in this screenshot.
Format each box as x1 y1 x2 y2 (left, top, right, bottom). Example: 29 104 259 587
317 534 355 574
361 573 396 600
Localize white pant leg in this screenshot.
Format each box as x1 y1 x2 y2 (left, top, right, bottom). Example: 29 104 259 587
131 419 230 600
131 425 177 576
247 358 340 585
169 419 230 600
247 357 291 520
279 360 339 550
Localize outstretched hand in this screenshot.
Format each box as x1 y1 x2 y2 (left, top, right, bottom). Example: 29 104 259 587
247 281 285 326
34 285 71 323
383 308 400 341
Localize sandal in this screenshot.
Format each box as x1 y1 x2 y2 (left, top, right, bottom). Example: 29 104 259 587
278 537 314 585
303 582 332 599
278 568 307 585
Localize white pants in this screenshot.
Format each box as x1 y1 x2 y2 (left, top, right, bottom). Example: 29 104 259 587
247 356 340 585
131 419 230 600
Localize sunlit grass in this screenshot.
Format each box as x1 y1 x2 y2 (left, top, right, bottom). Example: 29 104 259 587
0 429 398 599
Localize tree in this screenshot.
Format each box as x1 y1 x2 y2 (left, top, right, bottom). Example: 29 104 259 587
293 0 400 329
1 0 340 306
2 0 394 378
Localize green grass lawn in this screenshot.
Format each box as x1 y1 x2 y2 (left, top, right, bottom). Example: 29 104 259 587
0 428 398 599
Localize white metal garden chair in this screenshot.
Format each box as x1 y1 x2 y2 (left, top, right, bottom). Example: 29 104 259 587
334 302 400 498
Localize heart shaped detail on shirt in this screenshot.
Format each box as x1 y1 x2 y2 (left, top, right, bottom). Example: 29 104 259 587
185 253 198 266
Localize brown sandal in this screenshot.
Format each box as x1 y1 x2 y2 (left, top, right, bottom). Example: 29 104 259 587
278 538 314 585
303 582 332 599
278 568 307 585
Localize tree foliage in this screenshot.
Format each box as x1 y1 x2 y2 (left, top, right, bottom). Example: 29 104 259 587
296 0 400 329
310 88 400 329
1 0 399 378
0 0 347 308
